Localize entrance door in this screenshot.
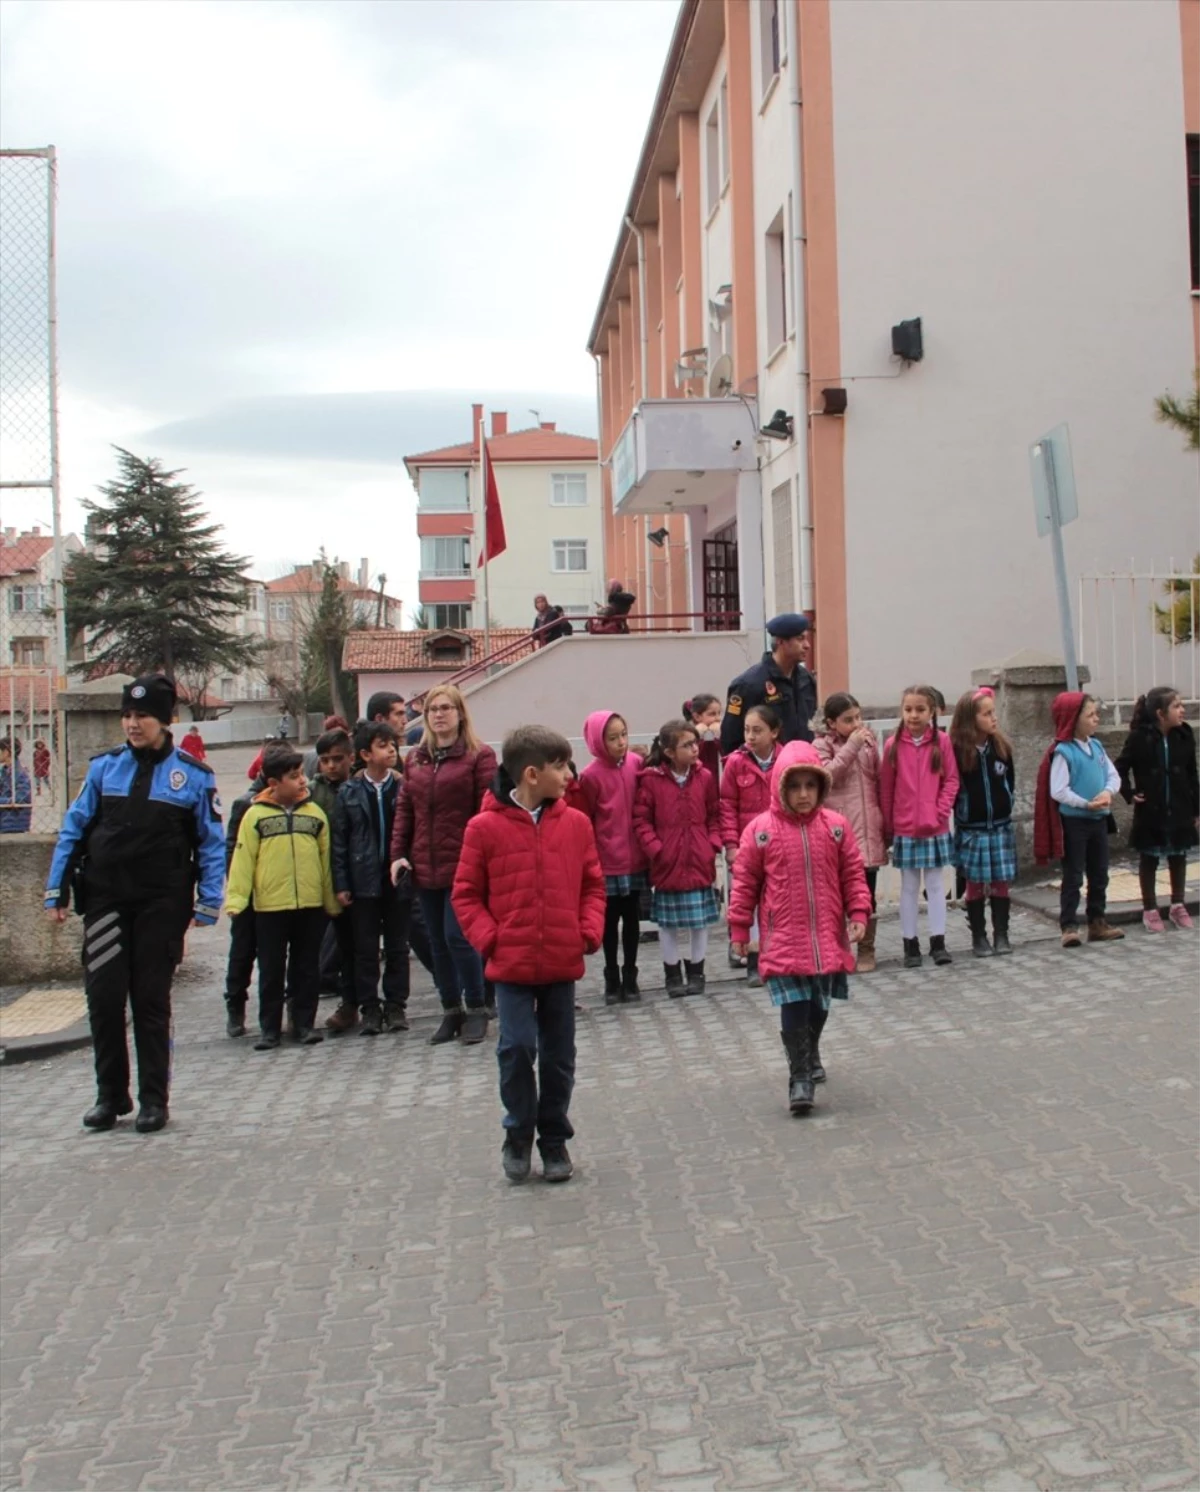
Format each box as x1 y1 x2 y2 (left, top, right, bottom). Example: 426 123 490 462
702 530 740 631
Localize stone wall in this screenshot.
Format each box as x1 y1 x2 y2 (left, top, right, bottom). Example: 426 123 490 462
0 834 82 984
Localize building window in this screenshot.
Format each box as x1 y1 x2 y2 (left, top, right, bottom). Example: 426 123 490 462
765 209 787 351
427 634 468 664
759 0 781 90
249 679 270 701
705 99 721 212
7 584 49 614
269 598 292 623
11 637 47 665
552 539 589 573
720 80 730 185
245 587 264 615
417 468 472 511
551 473 588 507
220 676 235 698
430 603 472 629
1188 134 1199 293
771 480 795 613
420 536 471 576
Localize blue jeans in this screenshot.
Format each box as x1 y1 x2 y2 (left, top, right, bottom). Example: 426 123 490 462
417 887 485 1011
495 982 576 1149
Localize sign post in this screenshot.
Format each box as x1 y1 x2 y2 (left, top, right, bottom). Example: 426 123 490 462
1030 423 1080 692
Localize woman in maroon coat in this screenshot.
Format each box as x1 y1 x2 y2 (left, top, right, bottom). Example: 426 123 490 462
391 685 497 1045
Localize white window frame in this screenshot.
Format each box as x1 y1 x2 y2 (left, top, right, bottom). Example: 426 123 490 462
764 208 788 354
759 0 781 93
269 597 292 623
705 100 721 215
419 535 471 577
550 472 588 507
551 539 589 574
430 603 473 630
7 583 50 614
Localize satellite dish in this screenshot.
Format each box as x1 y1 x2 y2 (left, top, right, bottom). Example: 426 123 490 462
708 354 733 397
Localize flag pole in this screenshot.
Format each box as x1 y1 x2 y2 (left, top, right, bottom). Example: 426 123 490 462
479 412 491 657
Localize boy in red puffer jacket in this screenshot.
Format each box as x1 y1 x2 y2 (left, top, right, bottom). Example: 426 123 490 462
453 725 606 1186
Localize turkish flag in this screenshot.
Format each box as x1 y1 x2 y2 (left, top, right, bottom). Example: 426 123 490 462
478 438 507 566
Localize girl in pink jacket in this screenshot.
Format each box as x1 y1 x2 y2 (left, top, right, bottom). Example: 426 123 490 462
728 741 871 1116
633 719 722 997
720 703 782 983
815 692 886 973
879 684 961 970
579 710 646 1004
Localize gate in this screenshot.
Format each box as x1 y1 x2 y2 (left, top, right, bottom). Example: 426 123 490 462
702 532 740 632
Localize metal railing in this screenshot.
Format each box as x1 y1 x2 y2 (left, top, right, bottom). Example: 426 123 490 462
1077 563 1199 720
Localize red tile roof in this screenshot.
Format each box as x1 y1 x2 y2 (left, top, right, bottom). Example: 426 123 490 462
263 566 400 603
405 425 597 471
0 531 54 578
0 670 54 716
343 628 535 674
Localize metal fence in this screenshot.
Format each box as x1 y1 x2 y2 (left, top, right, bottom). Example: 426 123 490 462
1 146 66 834
1077 563 1199 721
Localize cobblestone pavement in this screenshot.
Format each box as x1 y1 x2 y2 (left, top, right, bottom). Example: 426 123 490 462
1 909 1197 1492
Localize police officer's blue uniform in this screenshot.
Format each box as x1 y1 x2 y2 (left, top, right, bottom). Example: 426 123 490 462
46 675 224 1130
719 614 818 755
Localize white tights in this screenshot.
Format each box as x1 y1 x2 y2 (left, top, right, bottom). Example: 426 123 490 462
899 867 947 939
659 926 709 964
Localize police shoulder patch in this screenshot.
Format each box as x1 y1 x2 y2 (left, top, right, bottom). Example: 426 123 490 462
169 768 187 791
727 694 743 717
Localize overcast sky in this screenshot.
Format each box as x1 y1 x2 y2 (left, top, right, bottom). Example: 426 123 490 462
0 0 677 611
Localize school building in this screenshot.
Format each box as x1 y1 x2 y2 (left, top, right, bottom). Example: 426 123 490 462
406 407 603 632
588 0 1200 708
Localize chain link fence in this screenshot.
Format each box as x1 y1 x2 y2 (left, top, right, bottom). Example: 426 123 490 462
1 147 66 835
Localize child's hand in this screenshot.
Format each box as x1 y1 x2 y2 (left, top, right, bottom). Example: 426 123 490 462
730 941 749 959
725 846 737 868
1132 793 1145 804
1087 791 1112 811
851 727 874 745
337 891 353 907
847 921 866 944
391 858 411 885
45 907 68 924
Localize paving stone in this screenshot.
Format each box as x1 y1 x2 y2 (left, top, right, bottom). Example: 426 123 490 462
0 919 1196 1491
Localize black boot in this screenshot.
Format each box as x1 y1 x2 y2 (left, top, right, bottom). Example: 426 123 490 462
430 1009 464 1045
966 900 993 958
746 951 763 988
622 965 641 1002
780 1028 814 1114
991 897 1013 955
664 962 686 997
809 1001 828 1083
903 937 923 969
929 935 953 966
359 1001 383 1036
604 965 622 1004
684 959 706 996
225 1000 247 1038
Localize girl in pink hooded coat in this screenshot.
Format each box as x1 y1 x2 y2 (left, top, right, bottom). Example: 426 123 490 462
729 741 871 1116
578 710 646 1003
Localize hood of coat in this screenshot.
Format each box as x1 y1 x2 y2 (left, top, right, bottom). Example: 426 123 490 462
1051 691 1087 742
254 785 311 808
582 710 626 766
769 740 831 816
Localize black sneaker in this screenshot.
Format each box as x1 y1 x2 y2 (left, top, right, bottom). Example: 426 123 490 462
541 1145 574 1184
254 1032 281 1051
295 1027 324 1046
359 1004 383 1037
383 1002 410 1032
225 1003 247 1038
501 1135 532 1183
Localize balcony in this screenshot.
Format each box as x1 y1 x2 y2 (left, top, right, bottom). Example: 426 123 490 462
612 398 758 515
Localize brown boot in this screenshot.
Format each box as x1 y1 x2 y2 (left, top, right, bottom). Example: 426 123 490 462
324 1000 359 1033
856 918 877 973
1087 918 1125 942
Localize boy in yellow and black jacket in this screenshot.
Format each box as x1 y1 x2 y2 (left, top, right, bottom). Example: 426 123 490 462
226 745 340 1049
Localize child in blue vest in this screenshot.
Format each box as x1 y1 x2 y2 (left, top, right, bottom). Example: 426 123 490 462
1034 691 1125 948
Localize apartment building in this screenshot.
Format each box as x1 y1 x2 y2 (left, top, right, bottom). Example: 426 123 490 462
588 0 1200 705
407 407 603 631
0 527 84 669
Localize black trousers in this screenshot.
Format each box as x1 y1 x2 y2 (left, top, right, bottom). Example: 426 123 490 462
83 900 189 1109
602 892 641 969
349 889 411 1009
224 909 257 1006
1060 816 1109 928
255 908 325 1035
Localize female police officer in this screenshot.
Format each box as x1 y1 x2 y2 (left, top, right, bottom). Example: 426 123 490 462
45 674 224 1133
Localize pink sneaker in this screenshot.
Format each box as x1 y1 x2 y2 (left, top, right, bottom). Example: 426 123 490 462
1142 909 1166 932
1168 904 1194 930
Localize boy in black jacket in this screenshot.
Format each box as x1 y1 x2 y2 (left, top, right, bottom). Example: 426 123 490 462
330 721 413 1035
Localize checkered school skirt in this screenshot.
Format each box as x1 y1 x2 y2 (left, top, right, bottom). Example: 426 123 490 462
766 973 850 1009
651 886 722 928
606 871 649 898
891 832 955 870
954 822 1017 884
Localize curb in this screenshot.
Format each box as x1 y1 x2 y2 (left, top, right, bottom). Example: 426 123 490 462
0 1021 93 1067
1008 889 1199 927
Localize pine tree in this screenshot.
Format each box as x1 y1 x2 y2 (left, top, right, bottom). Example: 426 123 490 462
68 447 261 682
1154 370 1200 451
298 558 363 720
